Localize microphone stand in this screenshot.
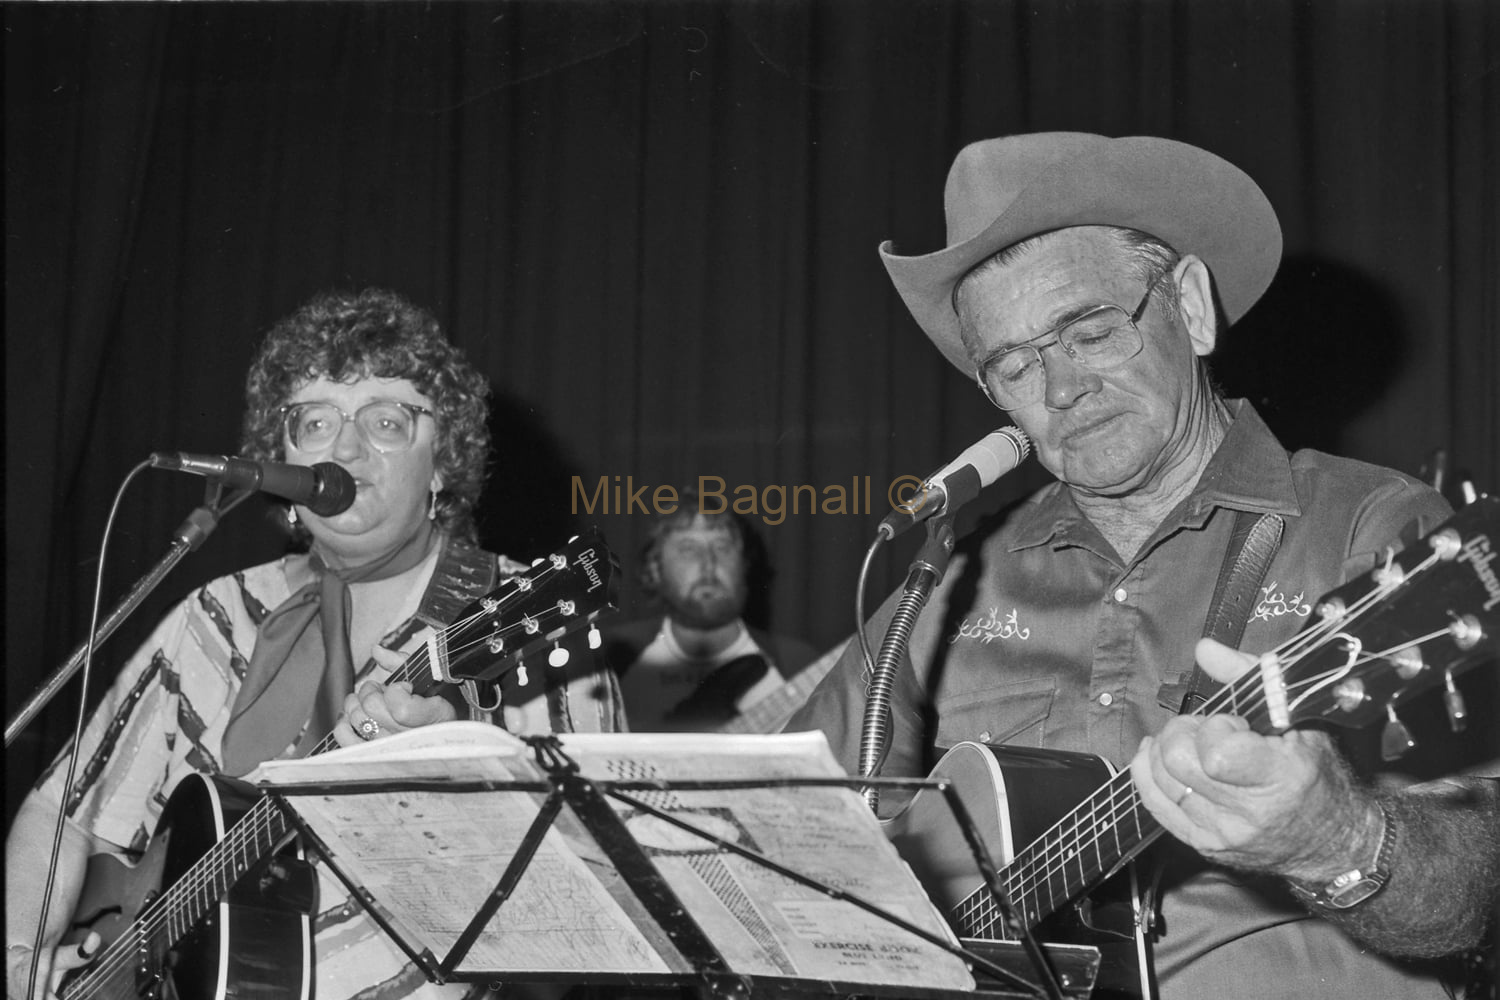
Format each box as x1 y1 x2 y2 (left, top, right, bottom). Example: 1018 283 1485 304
5 482 244 747
857 511 955 813
854 510 1066 1000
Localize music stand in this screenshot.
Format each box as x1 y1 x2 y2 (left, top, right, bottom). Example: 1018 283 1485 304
263 732 1099 1000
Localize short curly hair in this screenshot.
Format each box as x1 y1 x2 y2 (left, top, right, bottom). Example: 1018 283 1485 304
240 288 490 543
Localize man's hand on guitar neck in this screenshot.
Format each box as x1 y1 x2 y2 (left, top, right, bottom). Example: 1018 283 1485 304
1130 638 1384 881
330 645 459 748
1131 638 1500 958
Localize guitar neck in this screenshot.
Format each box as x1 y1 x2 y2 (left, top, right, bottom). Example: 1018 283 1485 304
959 771 1166 937
960 634 1308 935
953 499 1500 937
716 643 843 735
62 533 622 1000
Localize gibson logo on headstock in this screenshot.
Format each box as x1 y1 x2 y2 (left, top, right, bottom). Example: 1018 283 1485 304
575 547 605 593
1459 533 1500 612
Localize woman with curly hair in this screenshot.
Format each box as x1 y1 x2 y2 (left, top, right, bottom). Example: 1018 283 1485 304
8 289 621 1000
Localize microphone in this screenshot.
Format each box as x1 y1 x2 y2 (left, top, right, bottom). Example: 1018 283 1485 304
149 453 357 517
879 426 1031 539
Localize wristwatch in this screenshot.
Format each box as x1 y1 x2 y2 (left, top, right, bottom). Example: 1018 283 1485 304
1289 801 1394 910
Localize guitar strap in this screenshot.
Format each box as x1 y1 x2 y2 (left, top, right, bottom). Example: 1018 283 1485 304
1144 509 1286 951
399 537 502 722
1156 509 1285 714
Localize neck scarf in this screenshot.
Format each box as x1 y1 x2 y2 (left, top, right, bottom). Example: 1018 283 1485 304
221 521 438 776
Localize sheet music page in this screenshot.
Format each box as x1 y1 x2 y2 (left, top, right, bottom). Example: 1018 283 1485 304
257 724 675 973
256 724 974 989
558 731 975 991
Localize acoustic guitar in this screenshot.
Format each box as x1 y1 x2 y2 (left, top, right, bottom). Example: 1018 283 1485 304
887 498 1499 998
61 532 618 1000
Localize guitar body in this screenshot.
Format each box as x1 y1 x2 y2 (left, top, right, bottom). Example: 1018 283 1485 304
67 774 313 1000
59 532 620 1000
881 501 1500 1000
885 742 1154 1000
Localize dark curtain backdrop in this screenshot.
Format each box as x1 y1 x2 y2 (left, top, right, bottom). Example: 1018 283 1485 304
6 1 1497 816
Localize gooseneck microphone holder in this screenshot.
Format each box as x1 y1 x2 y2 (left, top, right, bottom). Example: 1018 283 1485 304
857 512 956 813
5 478 245 747
853 511 1066 1000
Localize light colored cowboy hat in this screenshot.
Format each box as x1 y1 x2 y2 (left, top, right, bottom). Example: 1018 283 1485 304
880 132 1283 374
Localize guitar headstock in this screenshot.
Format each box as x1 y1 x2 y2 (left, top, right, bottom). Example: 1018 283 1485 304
405 529 619 691
1236 497 1498 756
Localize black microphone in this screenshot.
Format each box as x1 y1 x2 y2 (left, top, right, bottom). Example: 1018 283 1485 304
879 426 1032 540
149 453 357 517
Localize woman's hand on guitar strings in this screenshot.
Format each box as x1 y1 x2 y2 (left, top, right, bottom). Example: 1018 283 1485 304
332 647 457 747
6 932 99 1000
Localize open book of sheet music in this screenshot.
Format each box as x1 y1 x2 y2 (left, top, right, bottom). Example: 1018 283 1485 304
253 722 975 991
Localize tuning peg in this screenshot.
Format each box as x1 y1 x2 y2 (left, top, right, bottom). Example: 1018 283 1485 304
1315 597 1347 624
1380 703 1415 761
1443 670 1468 732
548 643 570 668
588 625 602 650
1447 613 1483 651
1427 527 1462 561
516 663 529 687
1370 549 1406 589
1389 648 1423 680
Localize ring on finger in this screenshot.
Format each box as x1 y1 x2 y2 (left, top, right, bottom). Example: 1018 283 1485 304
1176 785 1195 806
356 716 382 741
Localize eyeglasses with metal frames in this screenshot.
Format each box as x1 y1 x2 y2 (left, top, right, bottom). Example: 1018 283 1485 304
278 400 435 454
975 269 1170 411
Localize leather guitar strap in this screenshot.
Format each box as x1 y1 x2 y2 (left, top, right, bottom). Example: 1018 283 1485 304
1144 508 1286 950
388 537 502 721
1157 509 1285 714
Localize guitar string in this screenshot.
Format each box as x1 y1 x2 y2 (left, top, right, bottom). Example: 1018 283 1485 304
68 593 579 997
990 620 1458 929
970 562 1452 937
64 561 590 996
960 549 1446 935
988 609 1434 932
993 551 1437 913
66 584 580 997
962 625 1434 936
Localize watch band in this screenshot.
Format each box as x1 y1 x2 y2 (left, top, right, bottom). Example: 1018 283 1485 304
1289 800 1395 911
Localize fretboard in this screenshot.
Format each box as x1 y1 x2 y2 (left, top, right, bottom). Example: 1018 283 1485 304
717 642 844 734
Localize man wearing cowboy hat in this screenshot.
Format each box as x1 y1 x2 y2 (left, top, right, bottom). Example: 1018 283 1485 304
789 133 1497 997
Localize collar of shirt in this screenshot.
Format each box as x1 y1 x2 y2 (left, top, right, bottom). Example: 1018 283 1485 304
1005 399 1302 554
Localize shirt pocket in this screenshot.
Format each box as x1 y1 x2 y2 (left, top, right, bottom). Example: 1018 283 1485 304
933 676 1058 751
